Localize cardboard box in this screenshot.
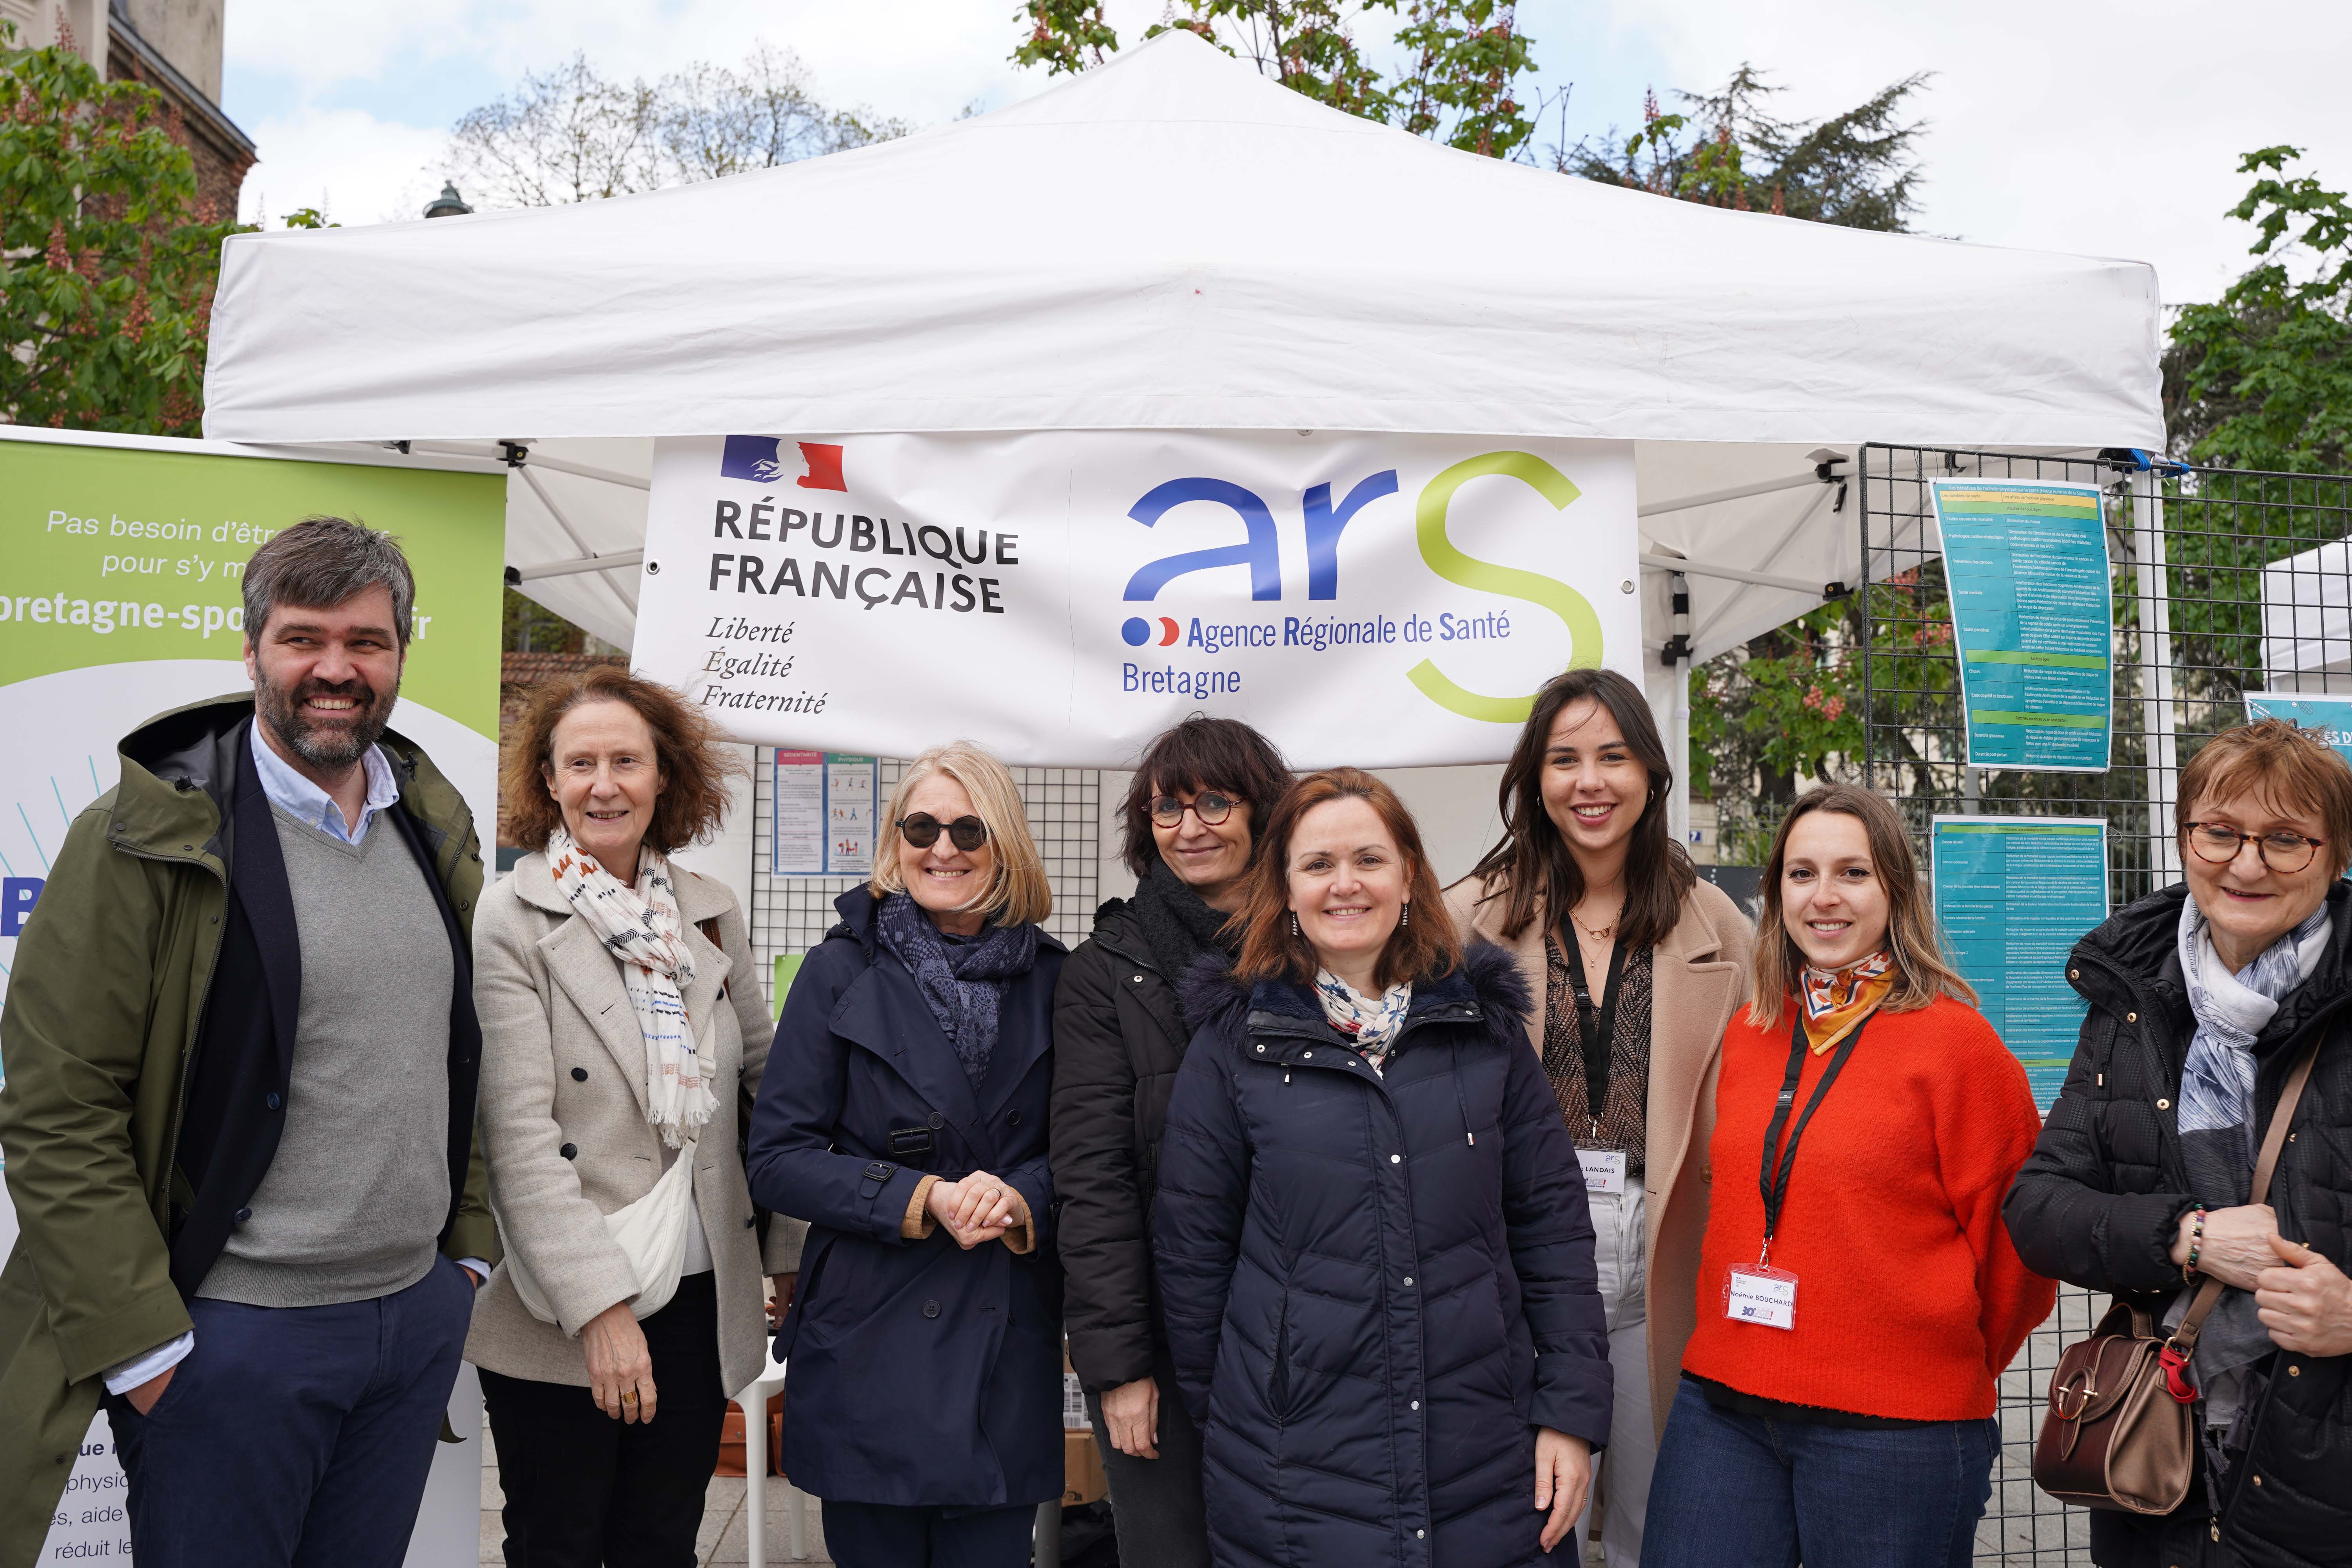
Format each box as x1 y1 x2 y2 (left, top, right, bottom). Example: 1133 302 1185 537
1063 1428 1107 1507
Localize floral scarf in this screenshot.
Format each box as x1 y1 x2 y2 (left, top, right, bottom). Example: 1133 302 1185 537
546 828 715 1147
1315 969 1414 1073
1797 949 1895 1055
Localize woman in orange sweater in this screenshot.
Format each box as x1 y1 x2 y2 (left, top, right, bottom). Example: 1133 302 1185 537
1644 784 2054 1568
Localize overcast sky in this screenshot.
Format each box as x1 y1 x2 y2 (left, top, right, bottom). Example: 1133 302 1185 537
221 0 2350 306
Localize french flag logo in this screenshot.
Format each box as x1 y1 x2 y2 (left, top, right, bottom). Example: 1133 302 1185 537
719 436 846 491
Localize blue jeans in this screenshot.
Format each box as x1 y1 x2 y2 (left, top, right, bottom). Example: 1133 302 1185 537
105 1256 476 1568
1644 1377 1996 1568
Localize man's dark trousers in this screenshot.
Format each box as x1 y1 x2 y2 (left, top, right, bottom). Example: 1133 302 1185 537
105 1255 477 1568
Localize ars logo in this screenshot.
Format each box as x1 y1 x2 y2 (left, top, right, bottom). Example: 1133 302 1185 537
720 436 847 492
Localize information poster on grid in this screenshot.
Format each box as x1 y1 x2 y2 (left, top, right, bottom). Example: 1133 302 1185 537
2245 693 2352 769
1932 816 2109 1111
772 751 877 875
1934 479 2112 772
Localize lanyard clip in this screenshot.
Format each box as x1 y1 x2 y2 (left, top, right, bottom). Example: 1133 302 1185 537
1757 1236 1773 1270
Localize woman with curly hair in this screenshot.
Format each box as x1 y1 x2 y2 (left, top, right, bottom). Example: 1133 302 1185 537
466 667 802 1568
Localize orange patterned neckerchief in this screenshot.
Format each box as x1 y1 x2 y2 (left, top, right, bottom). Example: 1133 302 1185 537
1797 950 1895 1055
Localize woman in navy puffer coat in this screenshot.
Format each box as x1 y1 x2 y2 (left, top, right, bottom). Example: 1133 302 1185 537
1153 769 1611 1568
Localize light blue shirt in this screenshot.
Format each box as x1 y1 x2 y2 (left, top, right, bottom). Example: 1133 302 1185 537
246 721 401 844
103 719 483 1398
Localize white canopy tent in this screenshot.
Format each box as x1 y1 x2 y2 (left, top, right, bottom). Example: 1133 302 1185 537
201 29 2164 844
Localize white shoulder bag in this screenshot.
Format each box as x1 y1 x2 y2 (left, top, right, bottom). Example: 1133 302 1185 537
506 1006 713 1328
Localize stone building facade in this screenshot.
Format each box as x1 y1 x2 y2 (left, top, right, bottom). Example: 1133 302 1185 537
5 0 254 221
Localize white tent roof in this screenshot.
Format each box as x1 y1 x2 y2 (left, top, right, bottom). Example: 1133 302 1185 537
202 28 2163 664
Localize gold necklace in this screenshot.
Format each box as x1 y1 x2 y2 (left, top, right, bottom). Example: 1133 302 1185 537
1570 904 1620 943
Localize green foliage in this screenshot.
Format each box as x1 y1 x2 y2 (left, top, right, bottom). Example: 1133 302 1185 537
0 38 248 435
279 207 338 229
1563 65 1929 231
1011 0 1539 158
503 586 595 655
2166 147 2352 473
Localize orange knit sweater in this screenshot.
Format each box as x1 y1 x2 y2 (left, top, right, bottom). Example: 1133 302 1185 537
1681 994 2057 1421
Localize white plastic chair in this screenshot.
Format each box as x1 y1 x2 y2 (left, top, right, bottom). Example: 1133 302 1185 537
734 1342 808 1565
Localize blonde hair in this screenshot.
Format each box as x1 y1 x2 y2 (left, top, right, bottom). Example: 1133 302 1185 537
870 741 1052 928
1748 783 1977 1029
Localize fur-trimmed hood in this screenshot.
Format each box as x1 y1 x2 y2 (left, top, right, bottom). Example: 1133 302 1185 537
1177 938 1532 1057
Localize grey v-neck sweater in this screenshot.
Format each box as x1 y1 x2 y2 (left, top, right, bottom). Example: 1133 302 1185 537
196 804 456 1307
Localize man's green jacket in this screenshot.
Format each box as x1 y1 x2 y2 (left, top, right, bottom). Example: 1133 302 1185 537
0 695 499 1568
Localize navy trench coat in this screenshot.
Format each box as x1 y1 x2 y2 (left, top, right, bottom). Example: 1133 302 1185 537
746 887 1067 1508
1155 943 1610 1568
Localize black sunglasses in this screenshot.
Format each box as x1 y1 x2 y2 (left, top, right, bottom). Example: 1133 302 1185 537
898 813 989 852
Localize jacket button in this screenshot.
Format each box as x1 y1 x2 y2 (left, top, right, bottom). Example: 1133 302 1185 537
1416 1530 1425 1540
1390 1154 1401 1164
2125 1011 2138 1023
2156 1098 2171 1111
235 1207 252 1223
265 1092 282 1111
2069 968 2080 980
1410 1399 1419 1410
1133 975 1145 984
1007 1111 1023 1126
1255 1045 1265 1053
560 1143 578 1159
928 1113 944 1129
2287 1363 2300 1377
923 1299 940 1319
1403 1276 1414 1287
572 1067 589 1082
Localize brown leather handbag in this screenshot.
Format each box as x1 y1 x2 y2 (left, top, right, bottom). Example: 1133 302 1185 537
2031 1032 2326 1514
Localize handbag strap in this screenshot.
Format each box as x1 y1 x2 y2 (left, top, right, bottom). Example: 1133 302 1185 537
2170 1026 2329 1354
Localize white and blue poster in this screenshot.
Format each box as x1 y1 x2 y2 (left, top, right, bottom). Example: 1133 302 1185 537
1932 815 2110 1112
1934 479 2114 773
632 431 1641 768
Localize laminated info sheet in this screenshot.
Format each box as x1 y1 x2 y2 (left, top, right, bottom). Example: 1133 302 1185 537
1933 479 2113 772
771 751 877 875
1932 816 2109 1112
2244 693 2352 770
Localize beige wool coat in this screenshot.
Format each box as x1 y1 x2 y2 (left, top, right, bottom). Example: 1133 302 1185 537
1443 871 1754 1441
464 850 805 1400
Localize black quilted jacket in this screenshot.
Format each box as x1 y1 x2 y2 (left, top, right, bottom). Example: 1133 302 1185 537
2003 881 2352 1568
1050 897 1198 1392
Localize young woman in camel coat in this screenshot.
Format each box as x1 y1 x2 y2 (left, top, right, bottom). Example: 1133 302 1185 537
1444 668 1752 1568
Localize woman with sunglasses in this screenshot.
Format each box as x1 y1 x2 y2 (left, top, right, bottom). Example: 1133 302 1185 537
1052 717 1290 1568
746 742 1065 1568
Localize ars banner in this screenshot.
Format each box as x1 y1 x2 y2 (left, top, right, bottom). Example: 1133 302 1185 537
633 432 1641 768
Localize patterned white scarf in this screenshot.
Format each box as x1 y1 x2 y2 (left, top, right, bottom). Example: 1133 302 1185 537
547 828 717 1147
2176 895 2329 1149
1314 969 1414 1072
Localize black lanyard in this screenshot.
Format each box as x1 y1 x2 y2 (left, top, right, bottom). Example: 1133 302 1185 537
1756 1009 1873 1267
1557 921 1628 1140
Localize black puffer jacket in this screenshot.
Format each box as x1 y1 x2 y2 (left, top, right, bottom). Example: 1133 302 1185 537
2003 881 2352 1568
1155 944 1609 1568
1051 896 1196 1392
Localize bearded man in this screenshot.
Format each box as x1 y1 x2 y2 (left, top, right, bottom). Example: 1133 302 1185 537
0 517 498 1568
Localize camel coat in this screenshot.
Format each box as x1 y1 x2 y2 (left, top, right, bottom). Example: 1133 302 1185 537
1442 871 1754 1441
464 850 805 1400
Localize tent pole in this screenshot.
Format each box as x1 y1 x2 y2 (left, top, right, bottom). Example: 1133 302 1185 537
2132 469 2181 883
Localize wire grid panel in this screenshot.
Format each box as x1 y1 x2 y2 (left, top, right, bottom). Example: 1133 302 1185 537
748 751 1103 1014
1857 444 2352 905
1858 446 2352 1564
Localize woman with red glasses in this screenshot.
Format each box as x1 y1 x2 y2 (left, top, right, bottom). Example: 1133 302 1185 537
747 741 1065 1568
